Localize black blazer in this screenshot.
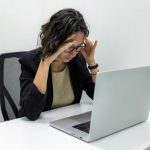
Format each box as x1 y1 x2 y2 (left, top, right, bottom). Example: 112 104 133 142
18 48 95 120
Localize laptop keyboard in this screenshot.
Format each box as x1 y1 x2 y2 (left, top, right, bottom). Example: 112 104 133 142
72 121 91 133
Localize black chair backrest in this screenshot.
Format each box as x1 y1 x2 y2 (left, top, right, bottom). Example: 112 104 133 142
0 51 25 121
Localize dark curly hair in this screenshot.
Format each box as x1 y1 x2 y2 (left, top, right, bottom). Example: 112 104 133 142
39 8 89 59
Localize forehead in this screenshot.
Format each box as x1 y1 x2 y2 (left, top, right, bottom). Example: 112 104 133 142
65 32 85 44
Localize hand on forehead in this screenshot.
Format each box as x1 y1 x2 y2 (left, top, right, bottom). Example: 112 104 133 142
65 32 86 46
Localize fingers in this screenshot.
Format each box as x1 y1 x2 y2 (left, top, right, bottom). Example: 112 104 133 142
60 40 76 52
85 38 93 47
93 40 98 52
65 40 76 47
63 42 73 49
85 38 98 53
85 38 98 48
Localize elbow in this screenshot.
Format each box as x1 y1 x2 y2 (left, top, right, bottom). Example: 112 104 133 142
24 106 41 121
26 113 40 121
20 89 45 121
23 100 42 121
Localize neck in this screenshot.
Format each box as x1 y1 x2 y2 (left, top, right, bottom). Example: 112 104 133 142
51 60 67 72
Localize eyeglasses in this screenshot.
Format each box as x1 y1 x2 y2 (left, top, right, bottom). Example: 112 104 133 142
64 42 86 53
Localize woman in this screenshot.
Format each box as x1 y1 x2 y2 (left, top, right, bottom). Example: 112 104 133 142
18 8 99 120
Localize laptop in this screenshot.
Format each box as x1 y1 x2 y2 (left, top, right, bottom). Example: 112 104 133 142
50 66 150 142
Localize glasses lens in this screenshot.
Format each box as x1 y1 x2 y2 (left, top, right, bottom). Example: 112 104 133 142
64 42 86 53
64 47 74 53
76 42 86 52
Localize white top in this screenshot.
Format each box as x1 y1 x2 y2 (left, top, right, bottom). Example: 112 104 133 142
0 103 150 150
52 66 74 108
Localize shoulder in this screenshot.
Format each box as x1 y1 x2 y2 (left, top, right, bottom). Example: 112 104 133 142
19 48 42 72
19 48 42 62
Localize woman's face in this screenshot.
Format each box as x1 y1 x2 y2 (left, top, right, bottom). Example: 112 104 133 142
58 32 86 63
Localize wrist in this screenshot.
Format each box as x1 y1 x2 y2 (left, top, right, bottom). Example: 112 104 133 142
90 68 99 75
40 59 50 69
86 59 96 66
88 63 98 70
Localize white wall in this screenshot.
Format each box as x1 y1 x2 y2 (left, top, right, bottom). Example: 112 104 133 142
87 0 150 71
0 0 42 52
0 0 150 70
40 0 150 71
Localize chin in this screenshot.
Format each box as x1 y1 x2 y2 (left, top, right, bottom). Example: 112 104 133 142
63 58 72 63
63 60 70 63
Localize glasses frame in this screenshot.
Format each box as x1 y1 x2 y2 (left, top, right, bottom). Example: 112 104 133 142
64 41 86 53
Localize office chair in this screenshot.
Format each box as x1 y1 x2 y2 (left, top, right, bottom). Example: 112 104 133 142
0 51 25 121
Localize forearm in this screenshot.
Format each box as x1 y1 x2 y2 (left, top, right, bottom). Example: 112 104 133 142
33 60 50 94
33 50 62 94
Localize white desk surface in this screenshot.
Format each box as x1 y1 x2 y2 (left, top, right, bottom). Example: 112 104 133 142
0 103 150 150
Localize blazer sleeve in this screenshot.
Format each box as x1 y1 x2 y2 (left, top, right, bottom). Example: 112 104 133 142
76 54 95 99
19 52 46 120
82 67 95 99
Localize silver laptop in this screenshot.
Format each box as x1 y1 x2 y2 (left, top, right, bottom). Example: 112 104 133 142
50 66 150 142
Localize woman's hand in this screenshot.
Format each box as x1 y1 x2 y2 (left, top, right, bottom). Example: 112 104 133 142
42 41 75 66
81 38 97 66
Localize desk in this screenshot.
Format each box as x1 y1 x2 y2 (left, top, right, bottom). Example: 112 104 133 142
0 103 150 150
